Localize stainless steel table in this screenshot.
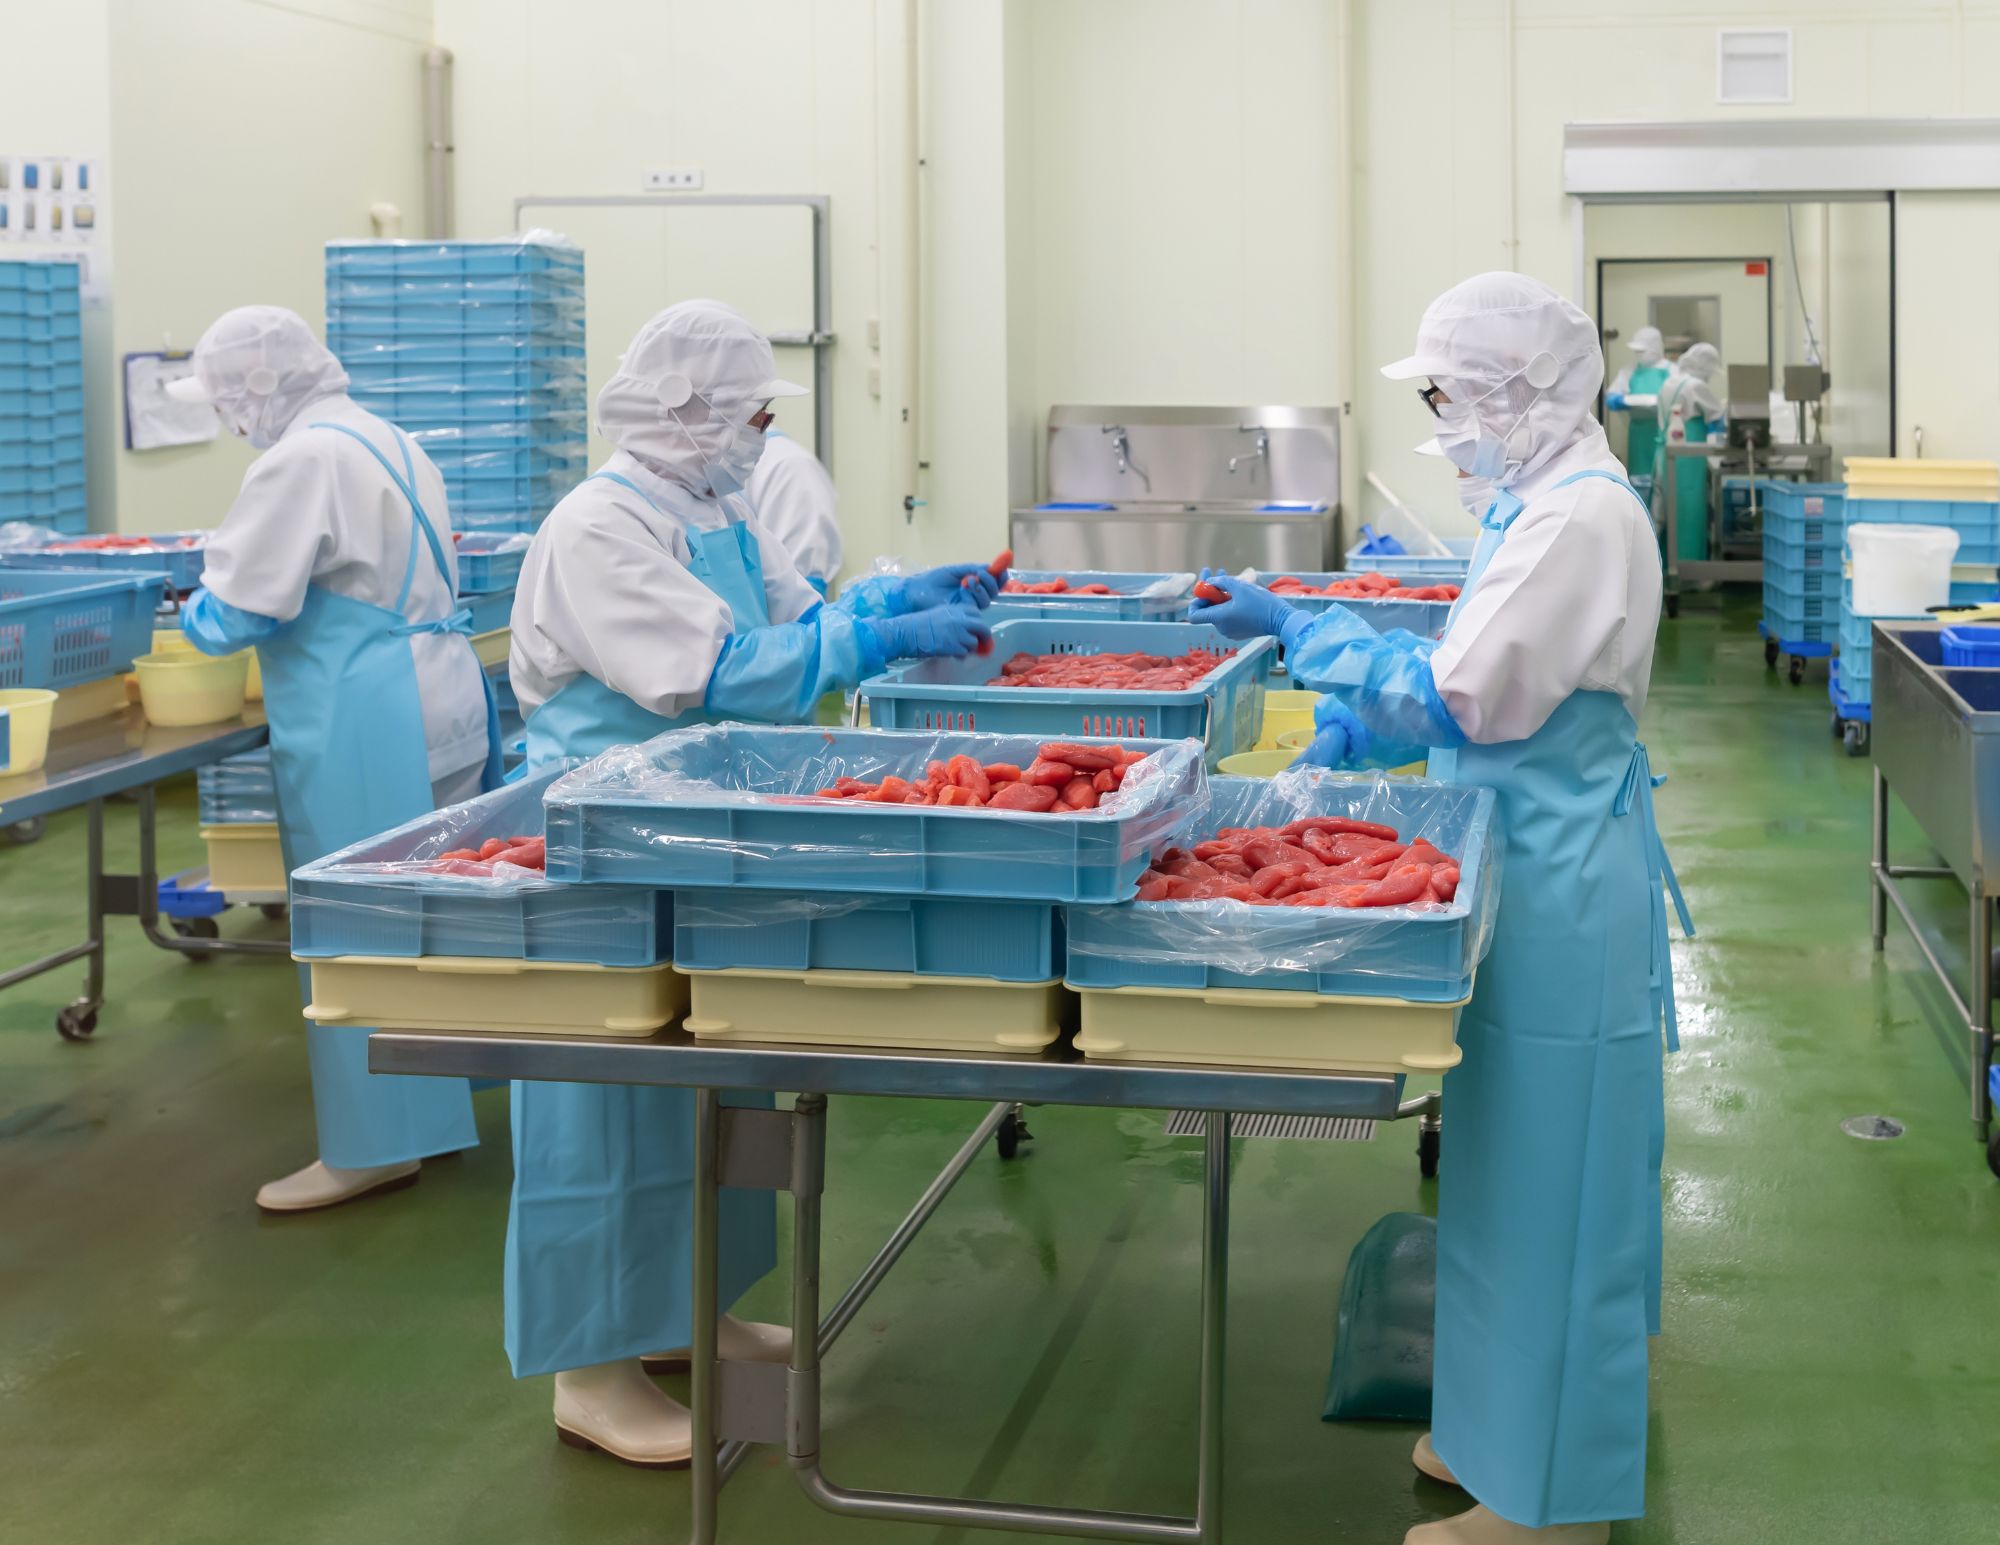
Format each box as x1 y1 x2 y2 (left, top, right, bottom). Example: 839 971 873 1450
372 1023 1426 1544
0 706 282 1039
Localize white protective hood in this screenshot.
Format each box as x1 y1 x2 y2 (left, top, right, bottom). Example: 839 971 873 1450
167 306 350 450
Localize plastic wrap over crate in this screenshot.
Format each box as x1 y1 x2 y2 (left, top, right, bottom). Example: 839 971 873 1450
541 723 1210 903
1064 769 1499 1002
198 747 277 825
290 765 671 965
454 532 531 595
6 531 209 592
985 571 1196 623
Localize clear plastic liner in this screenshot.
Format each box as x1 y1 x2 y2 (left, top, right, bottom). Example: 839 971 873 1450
289 763 670 966
0 521 60 549
541 724 1212 903
457 532 532 555
197 746 277 825
1063 766 1500 999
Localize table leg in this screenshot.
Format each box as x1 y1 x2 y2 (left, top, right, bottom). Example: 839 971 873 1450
1871 767 1889 950
82 797 106 1011
1195 1112 1230 1545
1973 883 1993 1143
690 1086 722 1545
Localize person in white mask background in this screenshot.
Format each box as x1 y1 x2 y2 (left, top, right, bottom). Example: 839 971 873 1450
1604 324 1670 479
167 305 497 1214
1653 340 1725 561
1192 272 1689 1544
505 298 1004 1468
744 424 842 596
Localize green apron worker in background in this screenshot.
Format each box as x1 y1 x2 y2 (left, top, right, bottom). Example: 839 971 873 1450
1606 325 1670 480
1653 342 1724 564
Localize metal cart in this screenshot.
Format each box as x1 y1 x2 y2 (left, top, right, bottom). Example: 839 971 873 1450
1866 620 2000 1176
372 1022 1440 1544
1660 442 1834 617
0 705 285 1040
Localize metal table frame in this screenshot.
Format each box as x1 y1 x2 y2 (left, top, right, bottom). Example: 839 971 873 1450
0 707 284 1039
1660 442 1835 610
372 1025 1428 1544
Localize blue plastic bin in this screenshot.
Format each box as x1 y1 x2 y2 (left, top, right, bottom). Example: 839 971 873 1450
6 534 208 592
198 747 277 825
465 587 514 634
541 726 1210 904
455 535 528 595
0 568 165 690
674 891 1061 982
1337 539 1475 581
859 620 1273 766
0 260 82 292
982 571 1195 623
1763 563 1839 602
1249 572 1458 639
1940 626 2000 668
290 767 671 964
1063 773 1498 1002
157 869 230 921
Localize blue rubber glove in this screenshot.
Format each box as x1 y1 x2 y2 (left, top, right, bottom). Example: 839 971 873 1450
905 562 1003 612
1606 391 1627 411
180 586 280 656
706 605 873 721
861 603 994 662
1286 605 1465 750
1187 569 1313 651
1297 698 1371 769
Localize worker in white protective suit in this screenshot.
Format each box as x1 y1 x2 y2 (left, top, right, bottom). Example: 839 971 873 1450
1605 325 1670 480
1192 273 1690 1543
744 426 842 595
506 298 1004 1468
168 306 498 1213
1654 341 1725 562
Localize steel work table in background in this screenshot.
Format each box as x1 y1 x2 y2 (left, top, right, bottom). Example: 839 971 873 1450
373 1022 1430 1545
0 705 283 1040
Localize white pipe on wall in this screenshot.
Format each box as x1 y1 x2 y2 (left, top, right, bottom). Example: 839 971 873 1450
424 45 455 239
1502 0 1519 268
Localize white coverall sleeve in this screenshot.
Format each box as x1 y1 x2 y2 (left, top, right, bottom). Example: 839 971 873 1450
196 443 339 623
749 504 831 626
1428 490 1632 745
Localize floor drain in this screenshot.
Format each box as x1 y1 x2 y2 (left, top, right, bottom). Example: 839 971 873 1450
1841 1115 1906 1141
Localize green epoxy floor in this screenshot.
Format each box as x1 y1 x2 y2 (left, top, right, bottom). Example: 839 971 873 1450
5 596 1999 1544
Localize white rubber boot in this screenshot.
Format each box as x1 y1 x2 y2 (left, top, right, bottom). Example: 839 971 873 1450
553 1359 692 1469
255 1159 419 1214
641 1314 795 1374
1413 1433 1461 1487
1405 1506 1610 1544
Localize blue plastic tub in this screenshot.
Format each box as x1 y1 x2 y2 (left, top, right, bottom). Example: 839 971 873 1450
541 726 1210 904
1940 625 2000 668
465 587 515 634
423 443 583 478
1765 591 1838 629
1063 772 1498 1002
983 571 1195 623
1763 563 1839 602
1762 609 1836 646
860 619 1273 767
1829 658 1872 723
345 360 588 395
6 533 208 592
0 362 84 394
1762 531 1842 572
0 486 88 524
0 338 84 368
0 260 82 292
1249 572 1457 638
198 747 276 825
0 568 165 691
674 891 1061 982
455 535 528 596
290 767 671 965
326 240 584 281
157 868 229 921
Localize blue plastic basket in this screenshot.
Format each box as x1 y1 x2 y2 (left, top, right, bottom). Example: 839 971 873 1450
157 868 230 921
0 568 165 690
0 412 86 448
1940 625 2000 668
0 486 88 524
1829 658 1872 723
1765 591 1837 629
423 443 583 477
330 336 586 368
6 534 208 592
455 536 527 596
290 767 671 965
0 260 82 291
981 572 1196 624
674 891 1061 982
0 338 83 368
0 386 82 418
859 620 1273 767
1063 773 1498 1002
326 240 584 280
541 726 1210 904
198 746 277 825
0 362 84 394
1756 617 1831 659
465 587 515 634
1763 563 1839 602
1249 572 1457 638
1762 609 1836 646
1762 530 1842 571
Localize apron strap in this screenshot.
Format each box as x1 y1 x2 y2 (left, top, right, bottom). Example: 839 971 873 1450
393 605 476 640
1616 741 1695 1053
587 468 668 515
308 420 460 613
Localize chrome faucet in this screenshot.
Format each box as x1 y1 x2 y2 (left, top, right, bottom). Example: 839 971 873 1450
1227 425 1271 475
1101 424 1151 491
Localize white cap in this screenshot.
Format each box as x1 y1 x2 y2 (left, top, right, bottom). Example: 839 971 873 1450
1381 271 1601 389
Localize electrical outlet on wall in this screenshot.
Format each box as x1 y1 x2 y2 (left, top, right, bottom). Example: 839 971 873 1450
645 168 704 191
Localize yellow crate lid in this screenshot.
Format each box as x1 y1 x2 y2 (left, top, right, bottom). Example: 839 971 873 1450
1844 456 2000 501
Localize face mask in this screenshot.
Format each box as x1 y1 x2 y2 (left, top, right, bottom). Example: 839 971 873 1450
1455 472 1495 514
707 418 766 498
1429 352 1561 484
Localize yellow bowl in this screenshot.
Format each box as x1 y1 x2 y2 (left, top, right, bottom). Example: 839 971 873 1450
1255 689 1320 750
0 688 59 776
133 651 250 727
149 628 259 699
1218 748 1301 777
1277 727 1314 751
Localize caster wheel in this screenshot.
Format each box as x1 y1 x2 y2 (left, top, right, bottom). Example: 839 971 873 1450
1417 1125 1440 1179
1844 721 1871 758
1988 1128 2000 1180
259 903 288 922
171 916 221 940
57 1002 99 1041
1788 656 1806 686
1831 711 1846 739
1665 593 1681 620
1764 637 1780 669
996 1111 1033 1160
5 817 46 845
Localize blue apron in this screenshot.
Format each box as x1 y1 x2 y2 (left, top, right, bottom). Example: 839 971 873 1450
264 420 501 1170
1427 468 1693 1527
505 470 776 1378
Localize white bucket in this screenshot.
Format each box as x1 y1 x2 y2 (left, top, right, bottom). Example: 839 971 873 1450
1847 523 1959 617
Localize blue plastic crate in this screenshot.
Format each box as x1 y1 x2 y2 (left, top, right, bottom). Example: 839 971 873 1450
982 572 1196 623
157 869 230 921
326 240 584 280
1844 495 2000 539
465 586 515 635
0 461 85 496
329 335 586 367
674 891 1061 982
1063 772 1498 1002
0 486 88 523
345 360 587 397
542 726 1210 904
0 386 82 418
0 568 165 690
326 272 583 304
1940 625 2000 667
1761 609 1836 647
1764 591 1838 629
290 767 670 964
1249 572 1457 638
0 285 82 317
198 746 277 825
7 533 207 592
455 535 527 595
325 297 583 337
1763 562 1839 602
0 362 84 394
0 260 82 292
1829 658 1872 723
363 386 581 419
860 620 1273 767
0 413 86 448
1762 530 1842 570
1755 617 1832 659
423 443 583 477
0 338 83 368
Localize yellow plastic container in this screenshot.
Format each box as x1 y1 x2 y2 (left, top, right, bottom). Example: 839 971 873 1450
201 824 288 894
681 967 1068 1055
1074 981 1470 1075
1218 748 1300 777
148 629 260 700
1256 689 1320 750
0 688 59 776
133 651 249 727
302 955 687 1038
472 627 510 668
1844 456 2000 501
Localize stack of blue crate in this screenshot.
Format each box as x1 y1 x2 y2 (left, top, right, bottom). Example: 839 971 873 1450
1759 481 1846 674
0 259 86 535
324 238 586 534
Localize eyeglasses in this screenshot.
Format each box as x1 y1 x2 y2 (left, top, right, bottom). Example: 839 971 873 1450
1417 383 1449 419
748 403 775 432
